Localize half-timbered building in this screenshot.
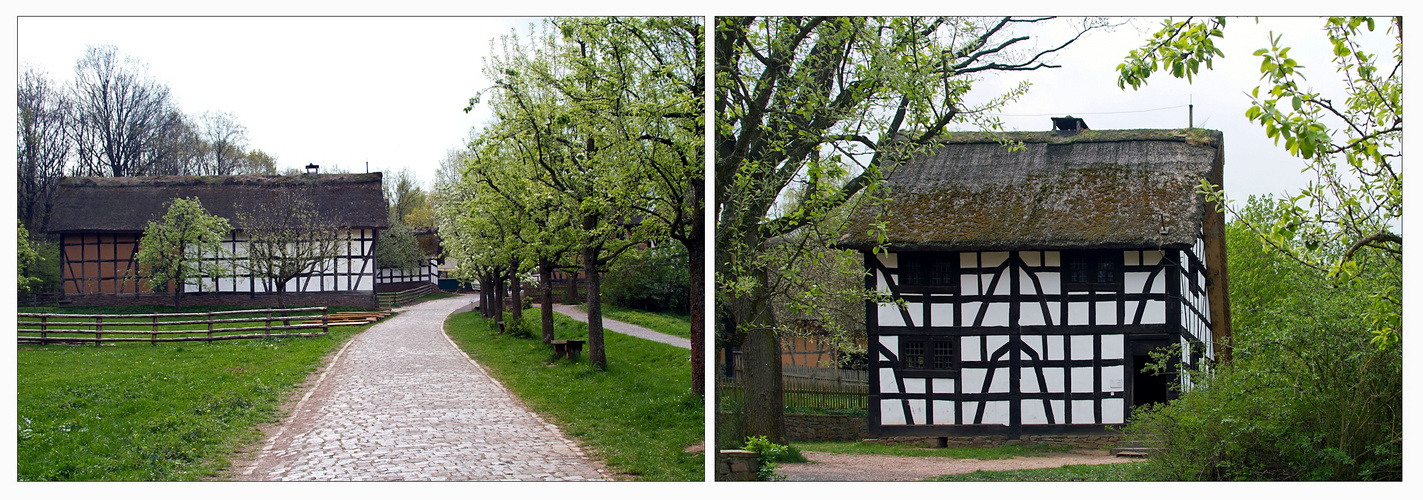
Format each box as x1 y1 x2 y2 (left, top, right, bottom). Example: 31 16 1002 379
45 173 387 308
837 126 1231 442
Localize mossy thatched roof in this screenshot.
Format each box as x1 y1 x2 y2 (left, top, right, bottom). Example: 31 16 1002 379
46 173 388 233
838 128 1223 251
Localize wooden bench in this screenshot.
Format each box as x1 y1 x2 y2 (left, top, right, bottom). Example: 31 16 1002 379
551 339 586 361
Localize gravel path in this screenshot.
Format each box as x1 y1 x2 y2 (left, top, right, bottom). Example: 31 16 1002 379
236 296 607 481
551 304 690 349
781 450 1139 481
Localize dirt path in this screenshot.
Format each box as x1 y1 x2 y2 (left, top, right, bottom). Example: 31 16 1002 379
781 450 1140 481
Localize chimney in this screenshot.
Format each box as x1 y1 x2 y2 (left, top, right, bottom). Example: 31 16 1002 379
1051 116 1089 136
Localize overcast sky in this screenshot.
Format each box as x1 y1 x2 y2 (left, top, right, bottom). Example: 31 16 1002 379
12 14 1401 205
17 16 534 188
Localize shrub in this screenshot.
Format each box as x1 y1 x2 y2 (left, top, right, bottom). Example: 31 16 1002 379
1122 197 1401 481
601 243 690 314
504 316 535 339
744 435 789 481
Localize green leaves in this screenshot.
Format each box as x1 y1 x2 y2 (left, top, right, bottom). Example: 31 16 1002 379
133 197 232 297
1117 17 1226 90
1124 17 1401 348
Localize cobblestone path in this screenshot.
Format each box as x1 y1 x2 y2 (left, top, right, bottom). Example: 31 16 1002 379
239 296 607 481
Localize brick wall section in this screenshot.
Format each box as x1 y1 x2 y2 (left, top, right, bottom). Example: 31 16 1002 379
60 291 379 310
715 450 760 481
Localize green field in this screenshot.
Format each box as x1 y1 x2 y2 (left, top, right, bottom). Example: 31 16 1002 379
444 308 703 481
17 305 382 480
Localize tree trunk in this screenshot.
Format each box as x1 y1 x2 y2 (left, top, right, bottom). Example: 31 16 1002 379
566 267 579 303
739 264 786 444
508 260 523 323
479 277 493 318
173 284 181 313
583 243 606 369
539 257 555 344
493 272 506 322
688 217 705 397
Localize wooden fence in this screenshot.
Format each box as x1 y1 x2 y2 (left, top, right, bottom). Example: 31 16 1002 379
717 366 869 411
377 283 436 309
17 307 329 345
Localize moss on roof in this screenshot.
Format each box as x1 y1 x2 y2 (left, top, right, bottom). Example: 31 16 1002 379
839 129 1223 251
47 174 388 233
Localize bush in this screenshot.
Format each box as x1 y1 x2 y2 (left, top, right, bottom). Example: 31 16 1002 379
743 435 789 481
601 243 690 314
1122 197 1402 481
504 316 535 339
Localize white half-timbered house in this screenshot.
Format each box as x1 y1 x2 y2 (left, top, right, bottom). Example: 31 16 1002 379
837 125 1231 441
45 173 388 308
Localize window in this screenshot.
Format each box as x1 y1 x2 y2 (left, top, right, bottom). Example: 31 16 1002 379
933 342 954 369
1063 251 1121 291
900 339 956 374
898 253 957 289
903 341 925 369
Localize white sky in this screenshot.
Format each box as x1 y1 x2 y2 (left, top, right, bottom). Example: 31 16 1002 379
14 14 1401 204
17 16 536 187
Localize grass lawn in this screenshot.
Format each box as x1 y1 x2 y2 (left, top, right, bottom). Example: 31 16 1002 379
444 308 702 481
16 304 384 481
578 304 691 339
791 440 1073 460
926 461 1147 481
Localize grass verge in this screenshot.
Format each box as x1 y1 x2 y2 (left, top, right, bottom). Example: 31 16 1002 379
578 304 691 339
16 304 383 480
926 461 1146 481
791 441 1072 460
444 308 702 481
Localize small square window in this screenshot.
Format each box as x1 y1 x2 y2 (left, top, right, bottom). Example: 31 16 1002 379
933 342 954 370
897 253 958 290
904 341 925 369
1063 251 1122 291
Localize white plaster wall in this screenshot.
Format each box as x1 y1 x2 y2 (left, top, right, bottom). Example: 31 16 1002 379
881 399 906 425
1071 400 1096 424
1102 398 1125 424
933 401 954 424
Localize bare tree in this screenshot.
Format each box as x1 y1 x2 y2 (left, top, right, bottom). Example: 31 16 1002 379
199 111 249 175
70 44 181 177
233 188 349 309
144 111 206 176
17 65 71 233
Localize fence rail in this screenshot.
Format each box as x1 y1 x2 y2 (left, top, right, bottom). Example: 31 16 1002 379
377 284 436 309
717 368 869 411
17 307 329 345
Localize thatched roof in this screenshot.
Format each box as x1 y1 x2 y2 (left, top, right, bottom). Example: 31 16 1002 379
46 174 388 233
838 128 1224 251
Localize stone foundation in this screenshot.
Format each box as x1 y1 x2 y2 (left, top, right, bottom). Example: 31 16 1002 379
715 450 760 481
59 291 379 310
785 413 868 442
867 432 1122 450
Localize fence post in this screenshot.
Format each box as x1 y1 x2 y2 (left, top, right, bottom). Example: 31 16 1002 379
322 307 329 336
152 315 159 345
40 315 48 345
266 310 272 336
207 312 214 344
95 315 103 347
